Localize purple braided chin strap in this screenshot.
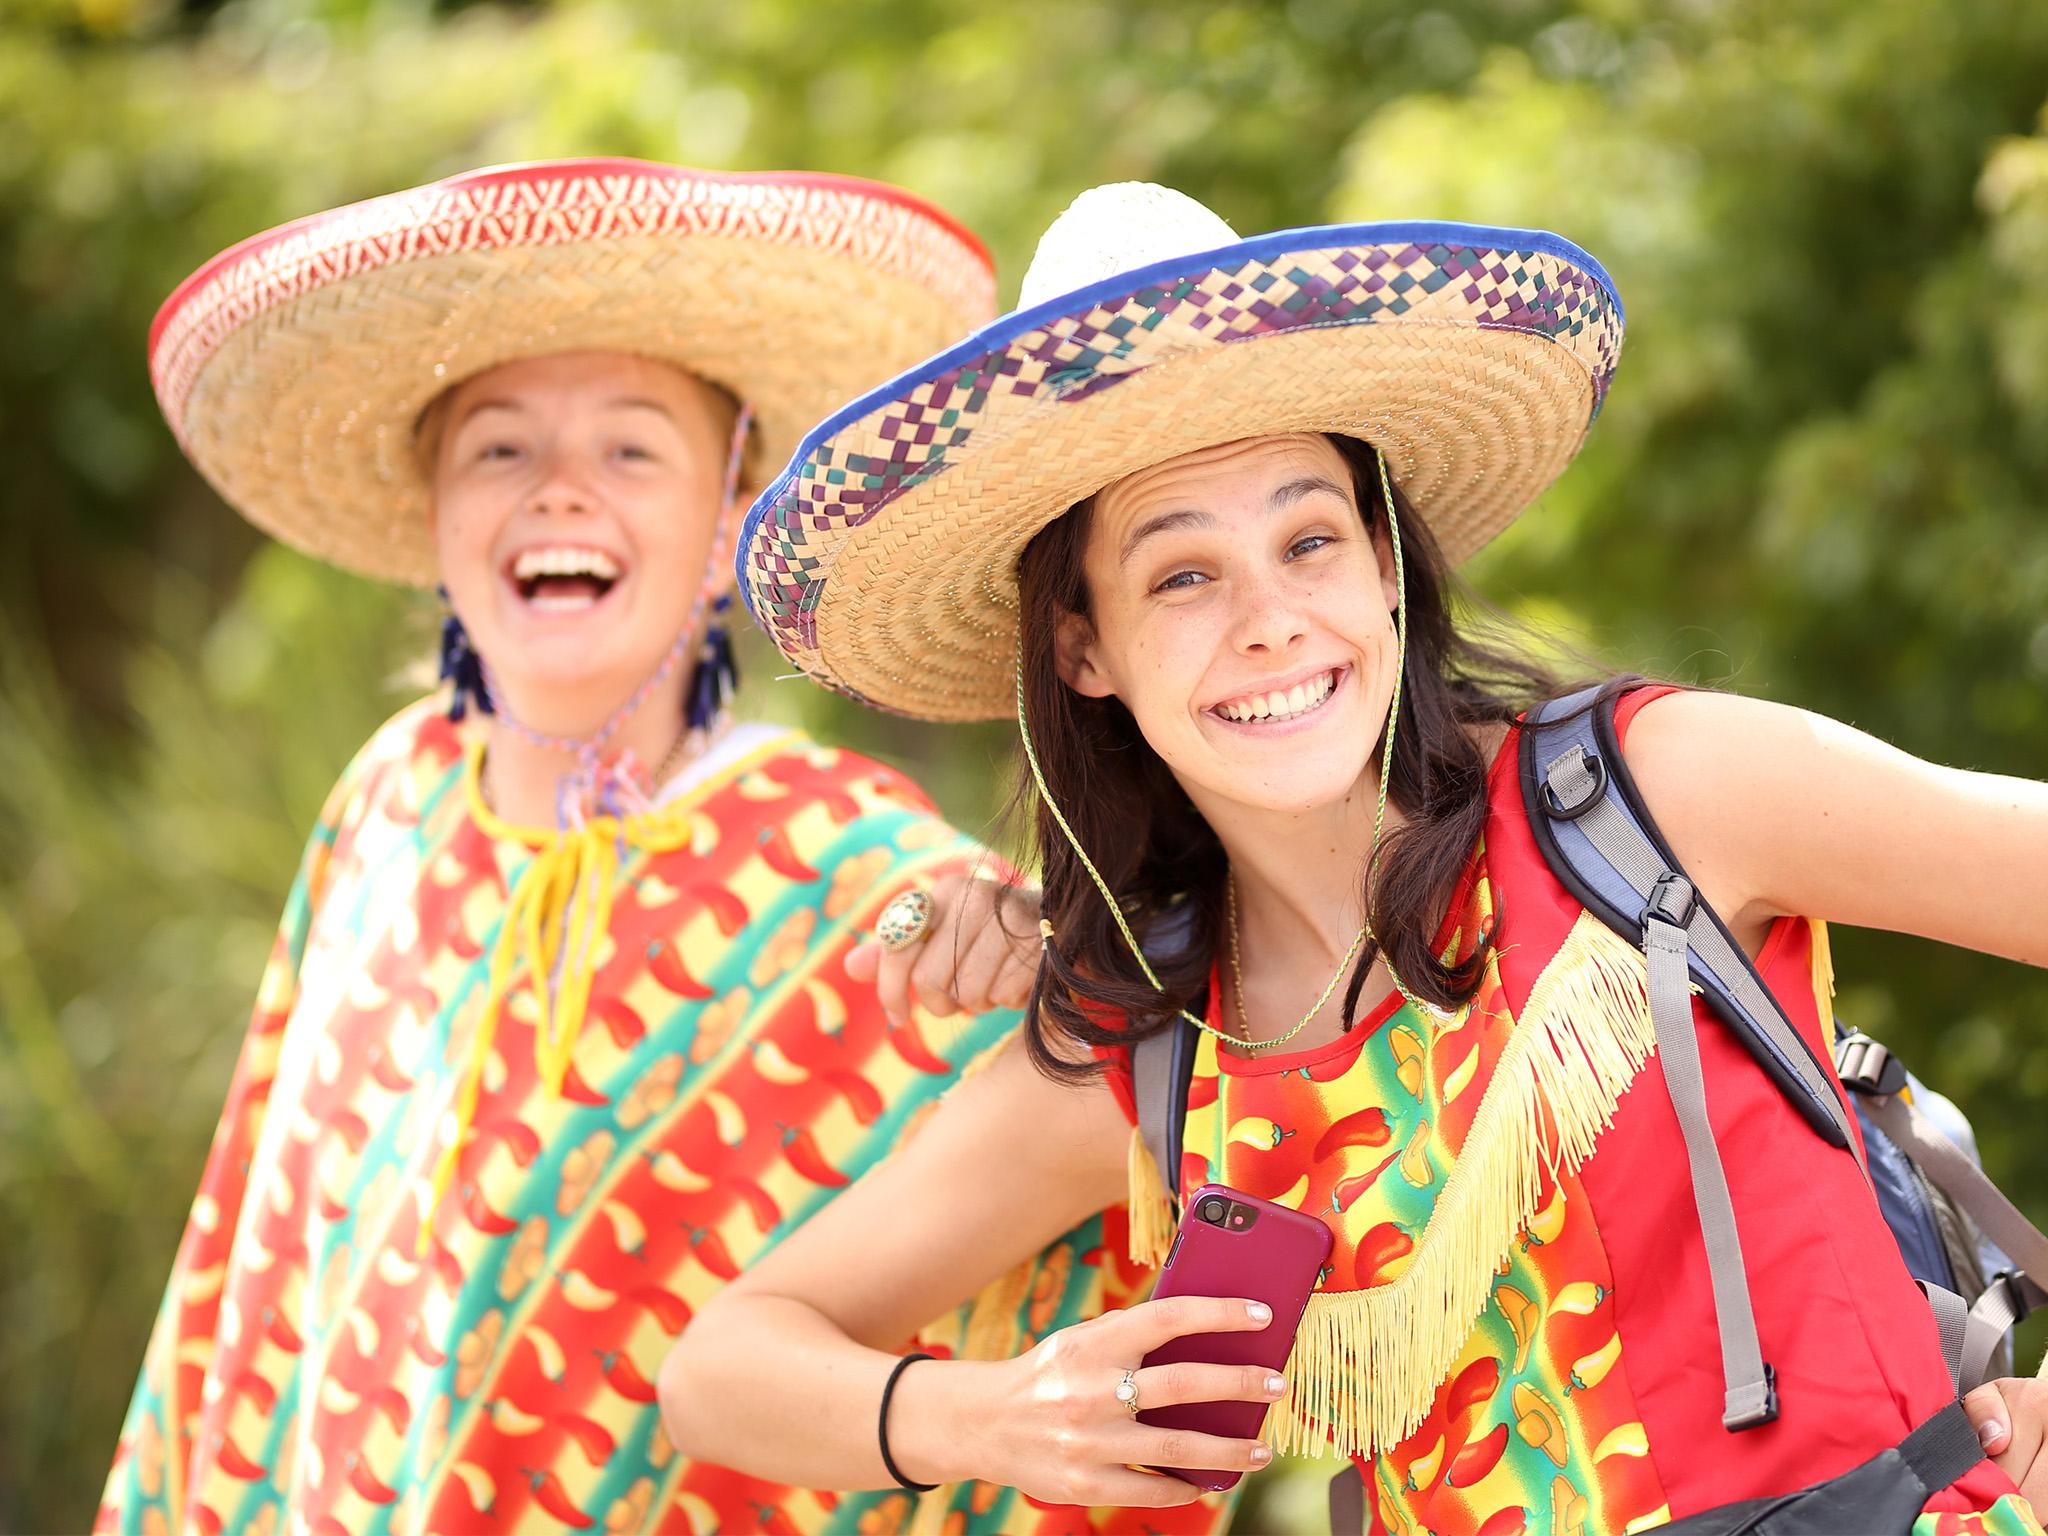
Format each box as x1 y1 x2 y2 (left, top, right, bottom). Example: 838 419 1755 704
480 404 754 831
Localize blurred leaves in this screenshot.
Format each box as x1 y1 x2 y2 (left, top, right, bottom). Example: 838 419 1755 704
4 0 2048 1528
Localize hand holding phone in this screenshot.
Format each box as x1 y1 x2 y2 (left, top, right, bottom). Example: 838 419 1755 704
1138 1184 1334 1490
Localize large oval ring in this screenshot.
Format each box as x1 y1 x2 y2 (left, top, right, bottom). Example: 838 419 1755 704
1114 1368 1140 1416
876 888 936 953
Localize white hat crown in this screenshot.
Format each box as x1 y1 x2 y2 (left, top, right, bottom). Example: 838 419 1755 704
1017 182 1240 309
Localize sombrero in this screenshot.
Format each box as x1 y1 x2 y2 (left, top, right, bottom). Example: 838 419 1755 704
150 157 996 586
738 182 1624 722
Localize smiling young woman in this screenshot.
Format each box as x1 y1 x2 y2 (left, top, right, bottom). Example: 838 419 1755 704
667 182 2048 1534
101 161 1230 1536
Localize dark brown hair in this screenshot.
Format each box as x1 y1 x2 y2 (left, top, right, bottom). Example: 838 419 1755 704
1016 434 1599 1079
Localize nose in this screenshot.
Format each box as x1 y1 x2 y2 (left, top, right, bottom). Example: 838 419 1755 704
1228 563 1309 656
528 452 596 518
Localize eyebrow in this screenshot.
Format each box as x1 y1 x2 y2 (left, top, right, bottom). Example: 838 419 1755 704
451 398 521 430
1117 475 1351 566
605 396 679 421
451 396 678 430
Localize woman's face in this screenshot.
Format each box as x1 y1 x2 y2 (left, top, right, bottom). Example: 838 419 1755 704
1059 434 1401 817
428 351 735 726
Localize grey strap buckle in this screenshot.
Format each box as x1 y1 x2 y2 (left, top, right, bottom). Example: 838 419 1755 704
1982 1270 2040 1328
1540 747 1608 820
1724 1362 1780 1431
1834 1031 1909 1097
1642 870 1698 934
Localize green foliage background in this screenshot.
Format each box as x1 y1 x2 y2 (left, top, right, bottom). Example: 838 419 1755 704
5 0 2048 1528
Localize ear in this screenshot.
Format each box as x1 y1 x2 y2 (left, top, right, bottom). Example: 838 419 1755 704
1372 517 1401 614
1054 610 1116 699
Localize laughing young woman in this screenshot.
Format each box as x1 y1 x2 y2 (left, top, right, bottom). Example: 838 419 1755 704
667 183 2048 1534
100 162 1222 1536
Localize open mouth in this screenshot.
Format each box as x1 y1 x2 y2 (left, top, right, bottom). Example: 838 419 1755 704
507 545 624 613
1209 665 1345 727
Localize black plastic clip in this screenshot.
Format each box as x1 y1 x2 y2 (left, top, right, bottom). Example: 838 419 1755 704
1540 749 1608 821
1724 1363 1780 1430
1642 871 1698 934
1834 1031 1908 1097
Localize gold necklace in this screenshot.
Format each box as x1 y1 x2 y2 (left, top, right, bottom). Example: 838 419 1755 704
1222 874 1370 1052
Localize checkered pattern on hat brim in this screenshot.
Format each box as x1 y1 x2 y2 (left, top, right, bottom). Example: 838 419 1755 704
739 220 1623 722
150 159 997 586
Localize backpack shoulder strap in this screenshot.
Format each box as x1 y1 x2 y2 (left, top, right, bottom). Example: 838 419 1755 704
1521 683 1861 1429
1130 1016 1199 1203
1519 685 1860 1157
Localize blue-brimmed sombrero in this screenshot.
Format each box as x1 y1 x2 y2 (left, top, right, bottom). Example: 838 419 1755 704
739 182 1624 721
151 158 995 586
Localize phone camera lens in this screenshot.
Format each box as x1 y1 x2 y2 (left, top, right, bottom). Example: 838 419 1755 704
1198 1197 1228 1224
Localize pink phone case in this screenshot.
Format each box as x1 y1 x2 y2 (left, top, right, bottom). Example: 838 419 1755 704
1138 1183 1335 1491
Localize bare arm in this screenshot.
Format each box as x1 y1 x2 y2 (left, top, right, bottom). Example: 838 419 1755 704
658 1033 1284 1504
1623 689 2048 965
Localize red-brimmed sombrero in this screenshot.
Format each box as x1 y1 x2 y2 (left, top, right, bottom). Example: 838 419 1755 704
151 157 996 585
739 182 1624 722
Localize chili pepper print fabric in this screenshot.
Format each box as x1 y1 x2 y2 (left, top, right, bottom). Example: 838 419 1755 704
98 698 1232 1536
1171 848 2043 1536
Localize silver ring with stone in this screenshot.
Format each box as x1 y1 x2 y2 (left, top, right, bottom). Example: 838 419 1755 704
876 888 936 952
1115 1368 1140 1415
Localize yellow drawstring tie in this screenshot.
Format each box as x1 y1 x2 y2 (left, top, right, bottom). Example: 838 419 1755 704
419 745 691 1254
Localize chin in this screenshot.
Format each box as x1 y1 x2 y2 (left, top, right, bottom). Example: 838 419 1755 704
490 644 653 715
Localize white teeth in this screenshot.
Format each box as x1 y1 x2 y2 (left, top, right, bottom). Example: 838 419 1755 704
1217 669 1337 724
512 546 622 582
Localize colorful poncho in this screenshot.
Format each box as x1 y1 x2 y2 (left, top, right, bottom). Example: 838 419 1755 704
99 699 1231 1536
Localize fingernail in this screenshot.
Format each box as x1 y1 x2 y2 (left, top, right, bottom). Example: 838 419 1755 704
1265 1375 1288 1396
1978 1419 2006 1450
1247 1302 1272 1323
1249 1444 1273 1465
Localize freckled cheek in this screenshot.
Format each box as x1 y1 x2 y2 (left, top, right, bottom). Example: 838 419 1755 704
430 499 498 590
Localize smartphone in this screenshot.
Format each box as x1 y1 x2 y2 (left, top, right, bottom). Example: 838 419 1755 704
1138 1183 1335 1491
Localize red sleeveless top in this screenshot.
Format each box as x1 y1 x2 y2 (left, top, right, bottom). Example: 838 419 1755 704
1105 689 2036 1533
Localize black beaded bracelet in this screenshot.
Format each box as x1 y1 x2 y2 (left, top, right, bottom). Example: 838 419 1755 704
877 1350 938 1493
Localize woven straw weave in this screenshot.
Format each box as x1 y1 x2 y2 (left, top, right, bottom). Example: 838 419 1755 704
152 162 996 586
743 214 1622 722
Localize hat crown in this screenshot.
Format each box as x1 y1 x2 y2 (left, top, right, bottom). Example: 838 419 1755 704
1017 182 1240 308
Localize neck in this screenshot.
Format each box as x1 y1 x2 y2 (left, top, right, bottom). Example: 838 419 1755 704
480 683 689 827
1196 762 1399 976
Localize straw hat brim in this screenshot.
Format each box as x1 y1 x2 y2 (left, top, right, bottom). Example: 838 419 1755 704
151 160 996 586
740 220 1623 722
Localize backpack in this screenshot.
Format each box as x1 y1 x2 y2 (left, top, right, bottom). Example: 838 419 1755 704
1128 684 2048 1534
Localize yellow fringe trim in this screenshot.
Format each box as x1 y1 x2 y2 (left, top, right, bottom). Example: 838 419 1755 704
1266 911 1661 1459
1127 1124 1179 1269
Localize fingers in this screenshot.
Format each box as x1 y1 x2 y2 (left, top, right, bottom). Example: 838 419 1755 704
857 875 1042 1024
982 900 1041 1011
873 940 917 1027
949 917 1030 1015
908 926 964 1018
1083 1467 1212 1508
844 941 880 985
1966 1381 2015 1455
1128 1423 1274 1477
1120 1295 1274 1356
1133 1361 1288 1412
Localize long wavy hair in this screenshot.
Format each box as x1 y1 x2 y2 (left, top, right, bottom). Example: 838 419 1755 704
1016 434 1608 1080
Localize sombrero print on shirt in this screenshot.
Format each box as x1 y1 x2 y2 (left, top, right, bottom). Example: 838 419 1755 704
738 181 1622 721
